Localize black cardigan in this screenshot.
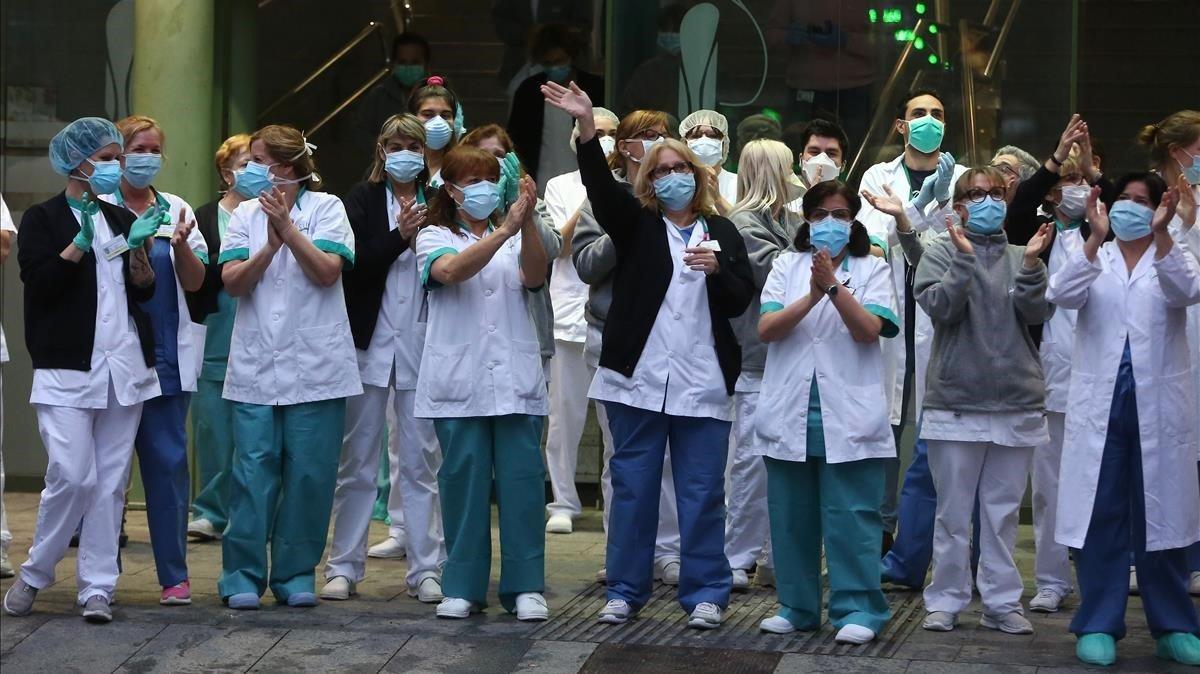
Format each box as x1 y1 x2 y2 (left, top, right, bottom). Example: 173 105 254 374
575 135 754 396
508 70 605 182
186 199 224 324
17 192 156 370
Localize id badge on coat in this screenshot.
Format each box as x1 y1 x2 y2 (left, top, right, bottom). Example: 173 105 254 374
100 235 131 260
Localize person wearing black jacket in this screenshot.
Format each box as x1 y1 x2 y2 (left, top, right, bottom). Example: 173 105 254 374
544 81 754 630
322 114 445 605
4 117 159 623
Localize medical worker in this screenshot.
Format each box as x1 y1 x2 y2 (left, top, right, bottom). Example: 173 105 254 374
725 139 803 590
544 81 755 629
188 133 253 543
408 75 462 187
542 107 619 535
914 167 1053 635
413 146 550 621
5 117 160 623
681 110 738 212
101 115 208 606
217 125 362 610
754 180 899 644
1048 177 1200 667
0 194 14 580
323 113 445 604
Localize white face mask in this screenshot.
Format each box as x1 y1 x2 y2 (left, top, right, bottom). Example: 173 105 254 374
1057 184 1090 221
599 135 617 156
687 137 724 167
631 137 664 163
802 152 840 186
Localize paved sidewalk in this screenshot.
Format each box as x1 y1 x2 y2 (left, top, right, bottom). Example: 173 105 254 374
0 492 1192 673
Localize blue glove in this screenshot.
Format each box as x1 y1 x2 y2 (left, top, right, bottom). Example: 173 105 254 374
72 202 97 252
128 204 168 248
933 152 956 204
913 173 938 211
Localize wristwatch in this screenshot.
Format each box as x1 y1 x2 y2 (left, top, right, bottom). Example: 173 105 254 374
825 284 839 298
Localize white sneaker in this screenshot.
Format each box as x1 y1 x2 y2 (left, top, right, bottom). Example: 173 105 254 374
657 560 681 586
545 513 573 534
1128 566 1139 595
186 518 221 541
1028 587 1065 613
515 592 549 621
367 536 407 559
688 602 722 630
759 615 796 634
756 565 776 588
922 611 957 632
595 567 607 583
731 569 750 591
435 597 478 619
835 624 877 644
0 550 12 579
408 577 444 604
598 599 633 624
1189 571 1200 596
980 611 1034 635
319 576 356 600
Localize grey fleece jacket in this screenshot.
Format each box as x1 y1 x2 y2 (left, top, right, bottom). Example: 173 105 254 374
914 231 1054 413
730 207 801 378
528 199 563 360
570 174 629 332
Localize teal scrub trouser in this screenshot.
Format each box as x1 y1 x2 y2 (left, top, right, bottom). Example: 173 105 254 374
434 414 545 612
190 378 236 530
218 398 346 602
765 453 892 633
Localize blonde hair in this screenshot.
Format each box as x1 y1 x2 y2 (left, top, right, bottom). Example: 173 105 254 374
116 114 165 149
251 124 323 191
729 140 794 219
214 133 251 189
1138 110 1200 166
633 139 715 215
368 114 426 184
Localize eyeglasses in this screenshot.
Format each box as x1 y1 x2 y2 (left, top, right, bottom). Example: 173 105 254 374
1059 173 1085 186
964 187 1007 203
990 163 1018 178
650 162 694 180
686 127 724 140
632 129 664 141
808 208 853 222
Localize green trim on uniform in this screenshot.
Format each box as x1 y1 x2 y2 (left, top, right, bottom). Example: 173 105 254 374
313 239 355 267
218 247 250 264
760 301 785 314
194 250 211 265
421 247 458 290
865 304 900 339
868 235 889 256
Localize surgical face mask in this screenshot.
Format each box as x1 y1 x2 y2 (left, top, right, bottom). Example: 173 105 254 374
964 197 1007 234
237 161 277 197
75 158 123 195
123 152 162 189
687 137 724 167
392 63 426 87
802 152 840 186
629 137 663 164
453 180 501 220
905 114 945 154
424 116 453 151
657 32 681 55
1179 151 1200 186
653 172 696 211
231 167 258 198
1108 200 1154 241
385 149 425 183
544 63 571 83
598 135 617 156
1057 184 1089 221
809 216 850 256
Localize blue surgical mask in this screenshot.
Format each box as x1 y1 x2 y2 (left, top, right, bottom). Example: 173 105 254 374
237 161 276 197
964 197 1007 234
231 167 258 198
545 64 571 83
453 180 500 220
653 172 696 211
1180 152 1200 186
424 116 452 151
123 152 162 189
385 149 424 183
74 158 123 195
657 32 681 55
809 216 851 256
906 114 945 154
1108 200 1154 241
392 64 426 87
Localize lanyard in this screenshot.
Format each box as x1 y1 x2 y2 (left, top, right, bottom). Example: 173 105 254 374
667 215 709 246
115 187 170 215
386 181 426 206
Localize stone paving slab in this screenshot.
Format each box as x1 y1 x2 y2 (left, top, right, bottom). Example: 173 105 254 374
1 618 165 673
114 624 288 674
383 635 533 673
248 627 408 672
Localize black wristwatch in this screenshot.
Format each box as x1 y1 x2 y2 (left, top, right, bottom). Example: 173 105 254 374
825 284 839 299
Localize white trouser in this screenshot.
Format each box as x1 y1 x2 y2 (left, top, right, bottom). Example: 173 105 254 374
545 339 591 517
924 439 1032 617
1031 410 1072 595
383 392 407 540
326 384 444 587
725 390 771 570
1 368 9 554
22 381 141 603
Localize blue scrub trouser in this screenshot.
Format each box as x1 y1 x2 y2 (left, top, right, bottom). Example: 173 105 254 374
218 399 346 602
881 433 936 587
1069 360 1199 639
190 379 235 531
135 392 191 587
603 402 732 613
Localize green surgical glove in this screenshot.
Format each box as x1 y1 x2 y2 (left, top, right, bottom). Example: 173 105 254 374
128 204 167 248
73 211 96 252
499 152 522 209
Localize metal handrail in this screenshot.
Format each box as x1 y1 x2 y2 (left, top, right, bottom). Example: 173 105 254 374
390 0 413 33
959 19 979 165
983 0 1021 79
258 21 391 123
309 67 392 135
847 18 926 179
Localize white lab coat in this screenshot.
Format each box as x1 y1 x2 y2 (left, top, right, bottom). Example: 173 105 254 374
0 194 15 364
543 170 589 343
1168 209 1200 458
219 191 363 406
1039 227 1085 413
857 154 967 424
412 224 549 418
101 190 208 392
753 251 899 463
1047 241 1200 551
718 169 738 207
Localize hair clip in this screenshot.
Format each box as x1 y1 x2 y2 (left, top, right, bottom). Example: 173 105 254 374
426 75 445 86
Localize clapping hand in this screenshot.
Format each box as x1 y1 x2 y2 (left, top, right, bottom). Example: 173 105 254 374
810 248 838 293
1152 185 1180 234
1024 222 1052 268
396 197 427 241
499 175 537 236
933 152 956 203
946 216 974 255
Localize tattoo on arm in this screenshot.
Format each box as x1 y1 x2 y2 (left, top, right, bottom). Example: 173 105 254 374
130 247 155 287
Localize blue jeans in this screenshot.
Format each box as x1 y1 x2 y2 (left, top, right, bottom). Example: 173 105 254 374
135 392 191 587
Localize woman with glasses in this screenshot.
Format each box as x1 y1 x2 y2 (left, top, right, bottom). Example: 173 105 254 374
1047 175 1200 667
911 167 1054 635
753 180 899 644
544 81 754 630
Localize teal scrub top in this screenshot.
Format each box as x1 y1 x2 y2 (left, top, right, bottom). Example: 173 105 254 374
806 377 825 458
200 207 238 382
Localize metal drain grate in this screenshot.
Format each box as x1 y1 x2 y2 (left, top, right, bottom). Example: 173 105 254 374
533 582 924 656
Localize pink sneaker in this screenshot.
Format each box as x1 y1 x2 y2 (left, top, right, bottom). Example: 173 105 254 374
160 580 192 606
